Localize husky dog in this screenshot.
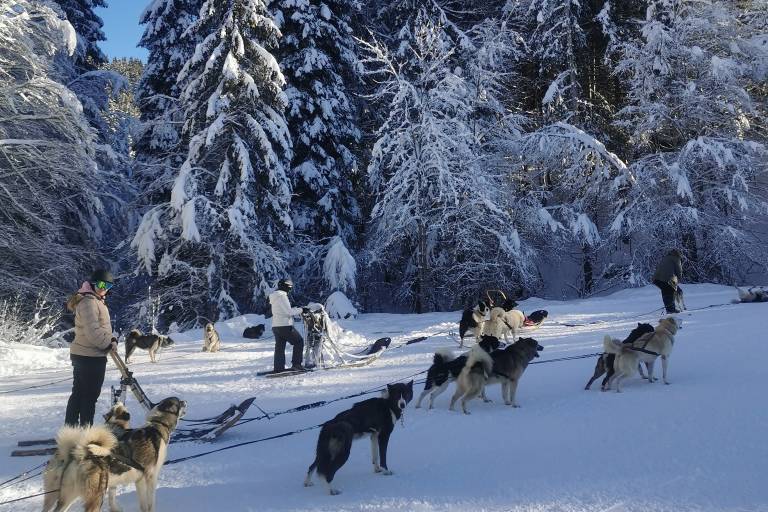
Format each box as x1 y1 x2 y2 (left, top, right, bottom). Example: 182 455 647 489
584 323 655 390
481 337 544 407
601 335 641 393
733 286 768 303
305 382 414 495
202 323 221 352
485 308 526 342
42 397 186 512
631 316 682 386
415 336 501 409
125 330 174 363
458 301 490 346
102 402 132 436
242 324 265 339
448 341 497 414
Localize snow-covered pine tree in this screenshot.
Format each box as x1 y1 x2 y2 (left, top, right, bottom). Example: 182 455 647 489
52 0 107 71
132 0 293 324
271 0 362 304
134 0 201 207
272 0 361 244
362 11 531 312
612 0 768 284
497 0 639 295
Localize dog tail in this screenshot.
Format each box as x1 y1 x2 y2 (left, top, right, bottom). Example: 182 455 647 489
72 425 117 461
129 329 142 337
602 335 623 355
465 344 493 377
433 348 456 365
55 426 84 459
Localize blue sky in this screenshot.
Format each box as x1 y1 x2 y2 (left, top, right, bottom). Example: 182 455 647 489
95 2 148 61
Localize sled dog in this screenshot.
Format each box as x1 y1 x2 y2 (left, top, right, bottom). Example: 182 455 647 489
415 336 501 409
631 316 681 385
601 335 641 393
304 382 413 495
125 329 174 363
458 301 490 346
584 323 655 390
202 323 221 352
485 308 526 342
480 337 543 407
603 317 682 391
733 286 768 303
42 397 186 512
448 340 500 414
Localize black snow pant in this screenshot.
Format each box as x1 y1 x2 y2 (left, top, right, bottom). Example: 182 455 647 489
653 279 680 314
64 354 107 427
272 326 304 371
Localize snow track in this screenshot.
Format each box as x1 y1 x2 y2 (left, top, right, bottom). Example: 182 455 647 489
1 284 766 511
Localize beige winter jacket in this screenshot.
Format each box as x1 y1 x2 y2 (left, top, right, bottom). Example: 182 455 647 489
68 286 114 358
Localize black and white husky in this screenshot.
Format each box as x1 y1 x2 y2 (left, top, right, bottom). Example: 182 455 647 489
304 381 414 495
458 301 490 346
415 336 501 409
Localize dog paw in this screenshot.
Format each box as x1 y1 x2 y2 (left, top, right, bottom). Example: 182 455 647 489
373 466 382 473
110 507 124 512
483 399 493 403
304 480 314 487
329 489 341 496
381 469 393 476
414 404 421 409
664 381 671 385
512 404 521 408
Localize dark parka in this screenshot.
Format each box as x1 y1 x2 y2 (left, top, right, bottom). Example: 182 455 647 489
653 249 683 286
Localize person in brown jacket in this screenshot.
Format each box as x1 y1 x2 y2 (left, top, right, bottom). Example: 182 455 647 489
652 249 684 313
64 269 117 427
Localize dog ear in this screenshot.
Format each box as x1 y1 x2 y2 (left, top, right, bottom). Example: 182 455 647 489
407 380 413 389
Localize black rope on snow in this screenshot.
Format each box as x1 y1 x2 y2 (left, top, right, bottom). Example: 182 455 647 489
0 377 73 395
529 353 603 365
165 424 324 466
0 463 46 490
0 489 58 506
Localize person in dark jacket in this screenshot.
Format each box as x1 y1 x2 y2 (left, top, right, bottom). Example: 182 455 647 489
652 249 684 313
64 269 117 427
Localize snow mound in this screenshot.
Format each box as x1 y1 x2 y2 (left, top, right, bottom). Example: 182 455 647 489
325 290 358 320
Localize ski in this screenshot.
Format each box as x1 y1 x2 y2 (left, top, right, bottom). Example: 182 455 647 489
258 368 314 378
173 398 257 442
11 447 56 457
17 438 56 447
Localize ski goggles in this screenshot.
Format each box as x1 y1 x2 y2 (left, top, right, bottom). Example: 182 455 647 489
94 280 114 291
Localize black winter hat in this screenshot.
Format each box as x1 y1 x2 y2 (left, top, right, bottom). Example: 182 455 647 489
277 278 294 292
90 269 114 284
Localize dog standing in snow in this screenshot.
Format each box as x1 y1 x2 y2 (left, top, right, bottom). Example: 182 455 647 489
304 382 413 495
458 301 490 346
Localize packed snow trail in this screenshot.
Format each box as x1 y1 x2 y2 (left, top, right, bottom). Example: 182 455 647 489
1 284 766 511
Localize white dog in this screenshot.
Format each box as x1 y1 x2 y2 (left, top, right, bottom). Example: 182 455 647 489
202 323 221 352
484 307 525 342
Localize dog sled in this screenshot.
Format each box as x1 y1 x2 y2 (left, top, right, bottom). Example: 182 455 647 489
258 304 388 379
11 351 252 456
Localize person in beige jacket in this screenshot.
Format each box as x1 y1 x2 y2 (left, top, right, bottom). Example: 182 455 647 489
64 269 117 427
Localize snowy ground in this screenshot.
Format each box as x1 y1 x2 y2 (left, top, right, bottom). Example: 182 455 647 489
1 284 767 512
